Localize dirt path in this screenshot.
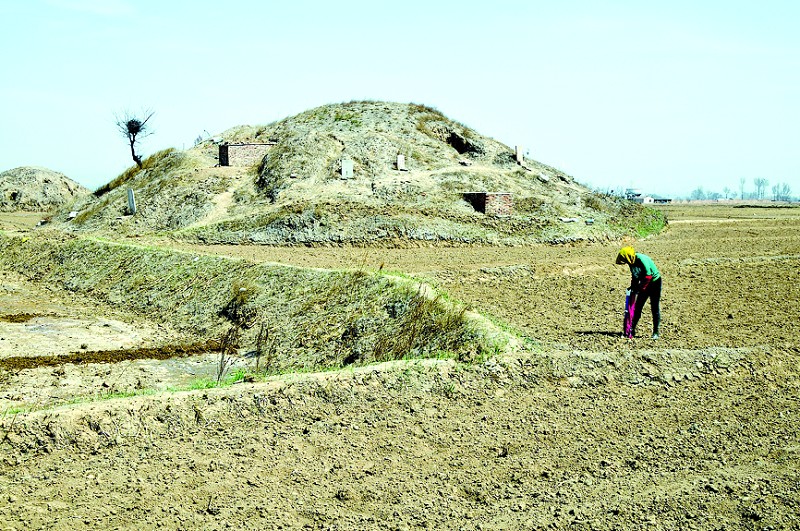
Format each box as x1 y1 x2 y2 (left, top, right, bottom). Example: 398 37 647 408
0 211 46 232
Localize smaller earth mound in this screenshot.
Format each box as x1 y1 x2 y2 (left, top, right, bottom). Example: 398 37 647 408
0 166 89 212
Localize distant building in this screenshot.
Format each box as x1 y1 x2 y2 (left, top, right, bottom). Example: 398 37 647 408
626 188 671 204
625 188 642 200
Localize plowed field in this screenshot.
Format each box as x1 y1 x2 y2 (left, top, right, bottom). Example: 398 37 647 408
1 204 798 530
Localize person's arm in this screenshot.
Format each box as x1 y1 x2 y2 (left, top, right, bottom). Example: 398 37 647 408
629 264 652 293
637 275 653 292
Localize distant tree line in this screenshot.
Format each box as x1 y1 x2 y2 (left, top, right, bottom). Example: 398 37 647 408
689 178 793 202
592 179 794 203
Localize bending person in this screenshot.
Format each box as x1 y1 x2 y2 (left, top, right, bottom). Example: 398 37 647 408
616 246 661 339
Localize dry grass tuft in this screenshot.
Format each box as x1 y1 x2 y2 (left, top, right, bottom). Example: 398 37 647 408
94 148 179 198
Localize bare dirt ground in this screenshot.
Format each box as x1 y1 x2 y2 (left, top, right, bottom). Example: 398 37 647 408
0 268 235 413
1 204 799 530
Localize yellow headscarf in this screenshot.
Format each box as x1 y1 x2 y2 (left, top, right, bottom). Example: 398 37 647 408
616 246 635 265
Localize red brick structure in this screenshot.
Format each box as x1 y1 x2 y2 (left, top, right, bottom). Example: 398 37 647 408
463 192 513 216
219 143 275 167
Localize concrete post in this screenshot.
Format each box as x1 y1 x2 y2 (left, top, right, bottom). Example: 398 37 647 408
127 188 137 215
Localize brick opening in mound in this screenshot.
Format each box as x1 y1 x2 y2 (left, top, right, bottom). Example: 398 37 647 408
446 132 481 155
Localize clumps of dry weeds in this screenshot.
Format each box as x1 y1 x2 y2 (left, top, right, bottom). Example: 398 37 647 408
216 281 261 383
253 321 277 373
0 313 41 323
372 287 472 363
216 325 240 385
218 280 259 328
93 148 180 198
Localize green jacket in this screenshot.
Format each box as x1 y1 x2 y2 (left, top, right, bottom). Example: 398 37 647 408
629 253 660 292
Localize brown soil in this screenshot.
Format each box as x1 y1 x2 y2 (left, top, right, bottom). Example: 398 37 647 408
0 341 219 372
1 204 799 530
0 313 41 323
0 211 47 231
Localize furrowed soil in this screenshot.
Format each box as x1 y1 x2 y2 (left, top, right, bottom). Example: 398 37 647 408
1 204 799 530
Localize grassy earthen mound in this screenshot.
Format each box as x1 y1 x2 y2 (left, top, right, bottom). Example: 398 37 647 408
0 166 88 212
55 101 665 244
0 232 509 374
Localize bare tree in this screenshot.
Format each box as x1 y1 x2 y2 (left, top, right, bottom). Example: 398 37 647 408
753 178 769 200
723 186 731 199
116 110 154 168
739 177 746 199
780 183 792 202
772 183 780 201
690 187 707 201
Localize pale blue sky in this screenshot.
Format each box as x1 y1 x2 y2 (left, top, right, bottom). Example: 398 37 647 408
1 0 798 198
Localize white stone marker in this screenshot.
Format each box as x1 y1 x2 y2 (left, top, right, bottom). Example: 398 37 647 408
341 159 354 179
397 154 406 171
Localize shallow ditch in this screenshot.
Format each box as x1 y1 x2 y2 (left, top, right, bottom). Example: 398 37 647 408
0 313 44 323
0 341 220 371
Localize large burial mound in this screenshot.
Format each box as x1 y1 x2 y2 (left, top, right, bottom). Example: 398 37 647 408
59 101 664 244
0 166 89 212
